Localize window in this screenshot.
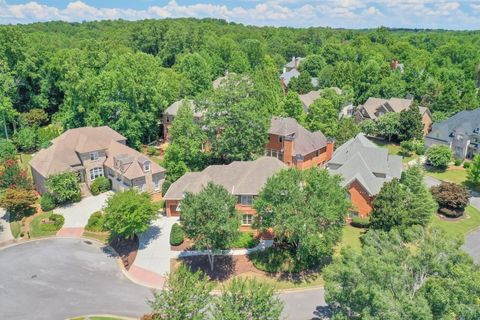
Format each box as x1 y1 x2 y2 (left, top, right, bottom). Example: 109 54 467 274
144 163 150 172
90 152 99 161
315 150 319 157
278 136 284 143
90 167 104 180
154 179 160 191
242 214 253 225
239 195 253 206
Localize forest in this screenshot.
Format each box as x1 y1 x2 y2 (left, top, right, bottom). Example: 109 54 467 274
1 18 480 152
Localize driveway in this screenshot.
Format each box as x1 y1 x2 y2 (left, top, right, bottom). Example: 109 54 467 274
463 229 480 264
0 208 13 243
55 192 111 236
0 238 327 320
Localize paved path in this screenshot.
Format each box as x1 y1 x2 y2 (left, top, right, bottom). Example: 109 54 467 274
463 229 480 264
0 208 13 243
55 192 111 236
0 238 327 320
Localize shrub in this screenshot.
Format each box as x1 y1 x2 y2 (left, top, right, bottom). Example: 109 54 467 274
10 221 21 238
426 145 452 169
400 140 415 153
431 182 470 211
146 146 159 156
438 207 464 218
39 213 65 232
350 216 370 228
40 193 57 211
454 159 462 166
170 223 185 246
90 176 111 195
13 127 38 152
414 142 425 155
0 188 37 216
37 124 63 147
464 162 471 169
45 171 81 204
85 211 106 232
20 109 49 127
230 232 258 249
162 180 172 196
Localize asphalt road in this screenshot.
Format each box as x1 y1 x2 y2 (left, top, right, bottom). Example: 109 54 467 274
0 238 326 320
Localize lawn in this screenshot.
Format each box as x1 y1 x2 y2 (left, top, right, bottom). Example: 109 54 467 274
17 153 34 173
10 221 21 238
425 167 468 185
29 212 64 238
431 205 480 238
82 230 110 244
335 225 364 255
370 139 419 164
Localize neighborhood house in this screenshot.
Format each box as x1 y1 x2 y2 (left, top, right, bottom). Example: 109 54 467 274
29 126 166 195
265 117 334 169
327 133 403 217
163 157 287 232
355 97 432 135
162 99 203 141
280 56 318 91
425 108 480 159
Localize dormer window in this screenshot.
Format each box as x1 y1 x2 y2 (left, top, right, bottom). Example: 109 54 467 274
144 163 150 172
90 152 99 161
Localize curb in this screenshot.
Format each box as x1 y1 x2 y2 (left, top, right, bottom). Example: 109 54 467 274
67 314 137 320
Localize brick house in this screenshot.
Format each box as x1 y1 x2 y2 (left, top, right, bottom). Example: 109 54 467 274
265 117 334 169
162 99 203 141
163 157 286 232
355 97 432 136
30 126 165 196
327 133 403 217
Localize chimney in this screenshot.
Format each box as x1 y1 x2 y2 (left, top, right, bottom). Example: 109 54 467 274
326 138 335 163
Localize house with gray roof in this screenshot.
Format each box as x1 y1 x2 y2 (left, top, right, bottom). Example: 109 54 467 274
163 157 286 231
162 99 202 141
327 133 403 217
280 56 318 91
425 108 480 159
30 126 165 196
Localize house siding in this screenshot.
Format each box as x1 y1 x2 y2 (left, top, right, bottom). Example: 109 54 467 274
348 180 374 217
422 112 432 136
31 167 47 195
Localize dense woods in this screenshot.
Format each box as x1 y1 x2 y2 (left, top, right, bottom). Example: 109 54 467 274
1 19 479 148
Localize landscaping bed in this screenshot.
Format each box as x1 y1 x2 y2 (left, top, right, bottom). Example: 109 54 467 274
110 235 139 270
431 205 480 238
29 211 64 238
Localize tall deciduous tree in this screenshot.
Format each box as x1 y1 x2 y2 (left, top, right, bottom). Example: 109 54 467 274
334 118 360 146
175 52 212 95
288 71 313 94
0 187 36 216
45 171 81 204
181 182 240 270
254 168 349 269
467 155 480 186
398 104 424 141
375 112 400 141
306 97 338 137
103 189 160 240
282 91 305 123
147 265 214 320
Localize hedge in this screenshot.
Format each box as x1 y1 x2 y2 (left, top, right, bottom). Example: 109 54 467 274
90 176 111 195
170 223 185 246
40 193 56 211
230 232 258 249
85 211 106 232
351 216 370 228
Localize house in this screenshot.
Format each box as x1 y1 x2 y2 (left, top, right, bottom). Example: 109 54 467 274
425 109 480 160
29 126 166 196
355 97 432 135
163 157 287 231
327 133 403 217
162 99 202 141
280 56 318 92
264 117 334 169
298 87 354 118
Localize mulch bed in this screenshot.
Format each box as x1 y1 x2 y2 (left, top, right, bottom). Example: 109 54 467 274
171 238 195 251
436 213 466 222
110 235 139 270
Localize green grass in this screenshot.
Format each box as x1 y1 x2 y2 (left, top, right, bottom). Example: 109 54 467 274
335 225 364 254
82 230 110 243
17 153 34 174
10 221 21 238
431 205 480 238
425 168 468 185
370 139 419 164
29 212 64 238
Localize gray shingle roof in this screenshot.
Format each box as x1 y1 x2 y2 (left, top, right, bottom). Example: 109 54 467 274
163 157 287 200
426 109 480 142
164 99 203 118
327 133 403 195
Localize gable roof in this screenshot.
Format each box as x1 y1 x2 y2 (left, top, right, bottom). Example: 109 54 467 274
164 99 203 118
164 157 286 200
30 126 126 177
299 87 343 109
359 97 414 120
426 109 480 142
328 133 403 195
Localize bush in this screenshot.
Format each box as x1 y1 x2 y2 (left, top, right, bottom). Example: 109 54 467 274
454 159 462 166
46 171 81 204
464 162 471 169
162 180 172 196
85 211 106 232
37 213 64 232
146 146 159 156
400 140 415 153
10 221 21 238
90 176 111 195
350 216 370 228
230 232 258 249
414 142 425 155
13 127 38 152
37 124 63 147
426 145 452 169
438 207 464 218
431 182 470 211
40 193 57 211
170 223 185 246
20 109 49 127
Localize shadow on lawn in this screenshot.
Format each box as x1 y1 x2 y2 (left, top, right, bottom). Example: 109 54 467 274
182 255 235 281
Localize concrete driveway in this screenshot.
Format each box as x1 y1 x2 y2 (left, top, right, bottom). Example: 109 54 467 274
0 238 327 320
463 229 480 264
55 192 111 236
0 208 13 243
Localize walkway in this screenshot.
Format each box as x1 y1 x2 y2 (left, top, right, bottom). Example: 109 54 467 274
0 208 13 243
55 192 111 237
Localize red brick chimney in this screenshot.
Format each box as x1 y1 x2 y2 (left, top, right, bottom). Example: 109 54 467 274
326 138 335 162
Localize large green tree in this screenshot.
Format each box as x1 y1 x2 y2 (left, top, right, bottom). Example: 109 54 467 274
282 91 305 123
467 154 480 186
45 171 80 204
181 182 240 270
426 145 452 169
175 52 212 95
398 104 424 141
306 97 338 137
254 168 349 269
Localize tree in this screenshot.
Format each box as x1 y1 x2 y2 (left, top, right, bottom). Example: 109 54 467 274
306 97 338 137
175 53 212 95
375 112 400 141
147 265 214 320
20 108 49 127
0 159 31 189
359 119 377 136
300 54 326 77
12 127 37 152
254 168 349 269
398 104 423 141
288 71 313 94
426 145 452 169
0 138 17 161
181 182 240 270
324 227 480 320
282 91 304 123
0 187 36 216
334 118 360 146
103 189 160 239
467 155 480 186
45 171 81 204
430 182 470 212
212 278 284 320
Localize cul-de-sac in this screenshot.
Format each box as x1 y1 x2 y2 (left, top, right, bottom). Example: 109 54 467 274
1 4 480 320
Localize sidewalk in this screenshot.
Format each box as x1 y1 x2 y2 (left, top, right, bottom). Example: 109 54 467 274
0 209 13 243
